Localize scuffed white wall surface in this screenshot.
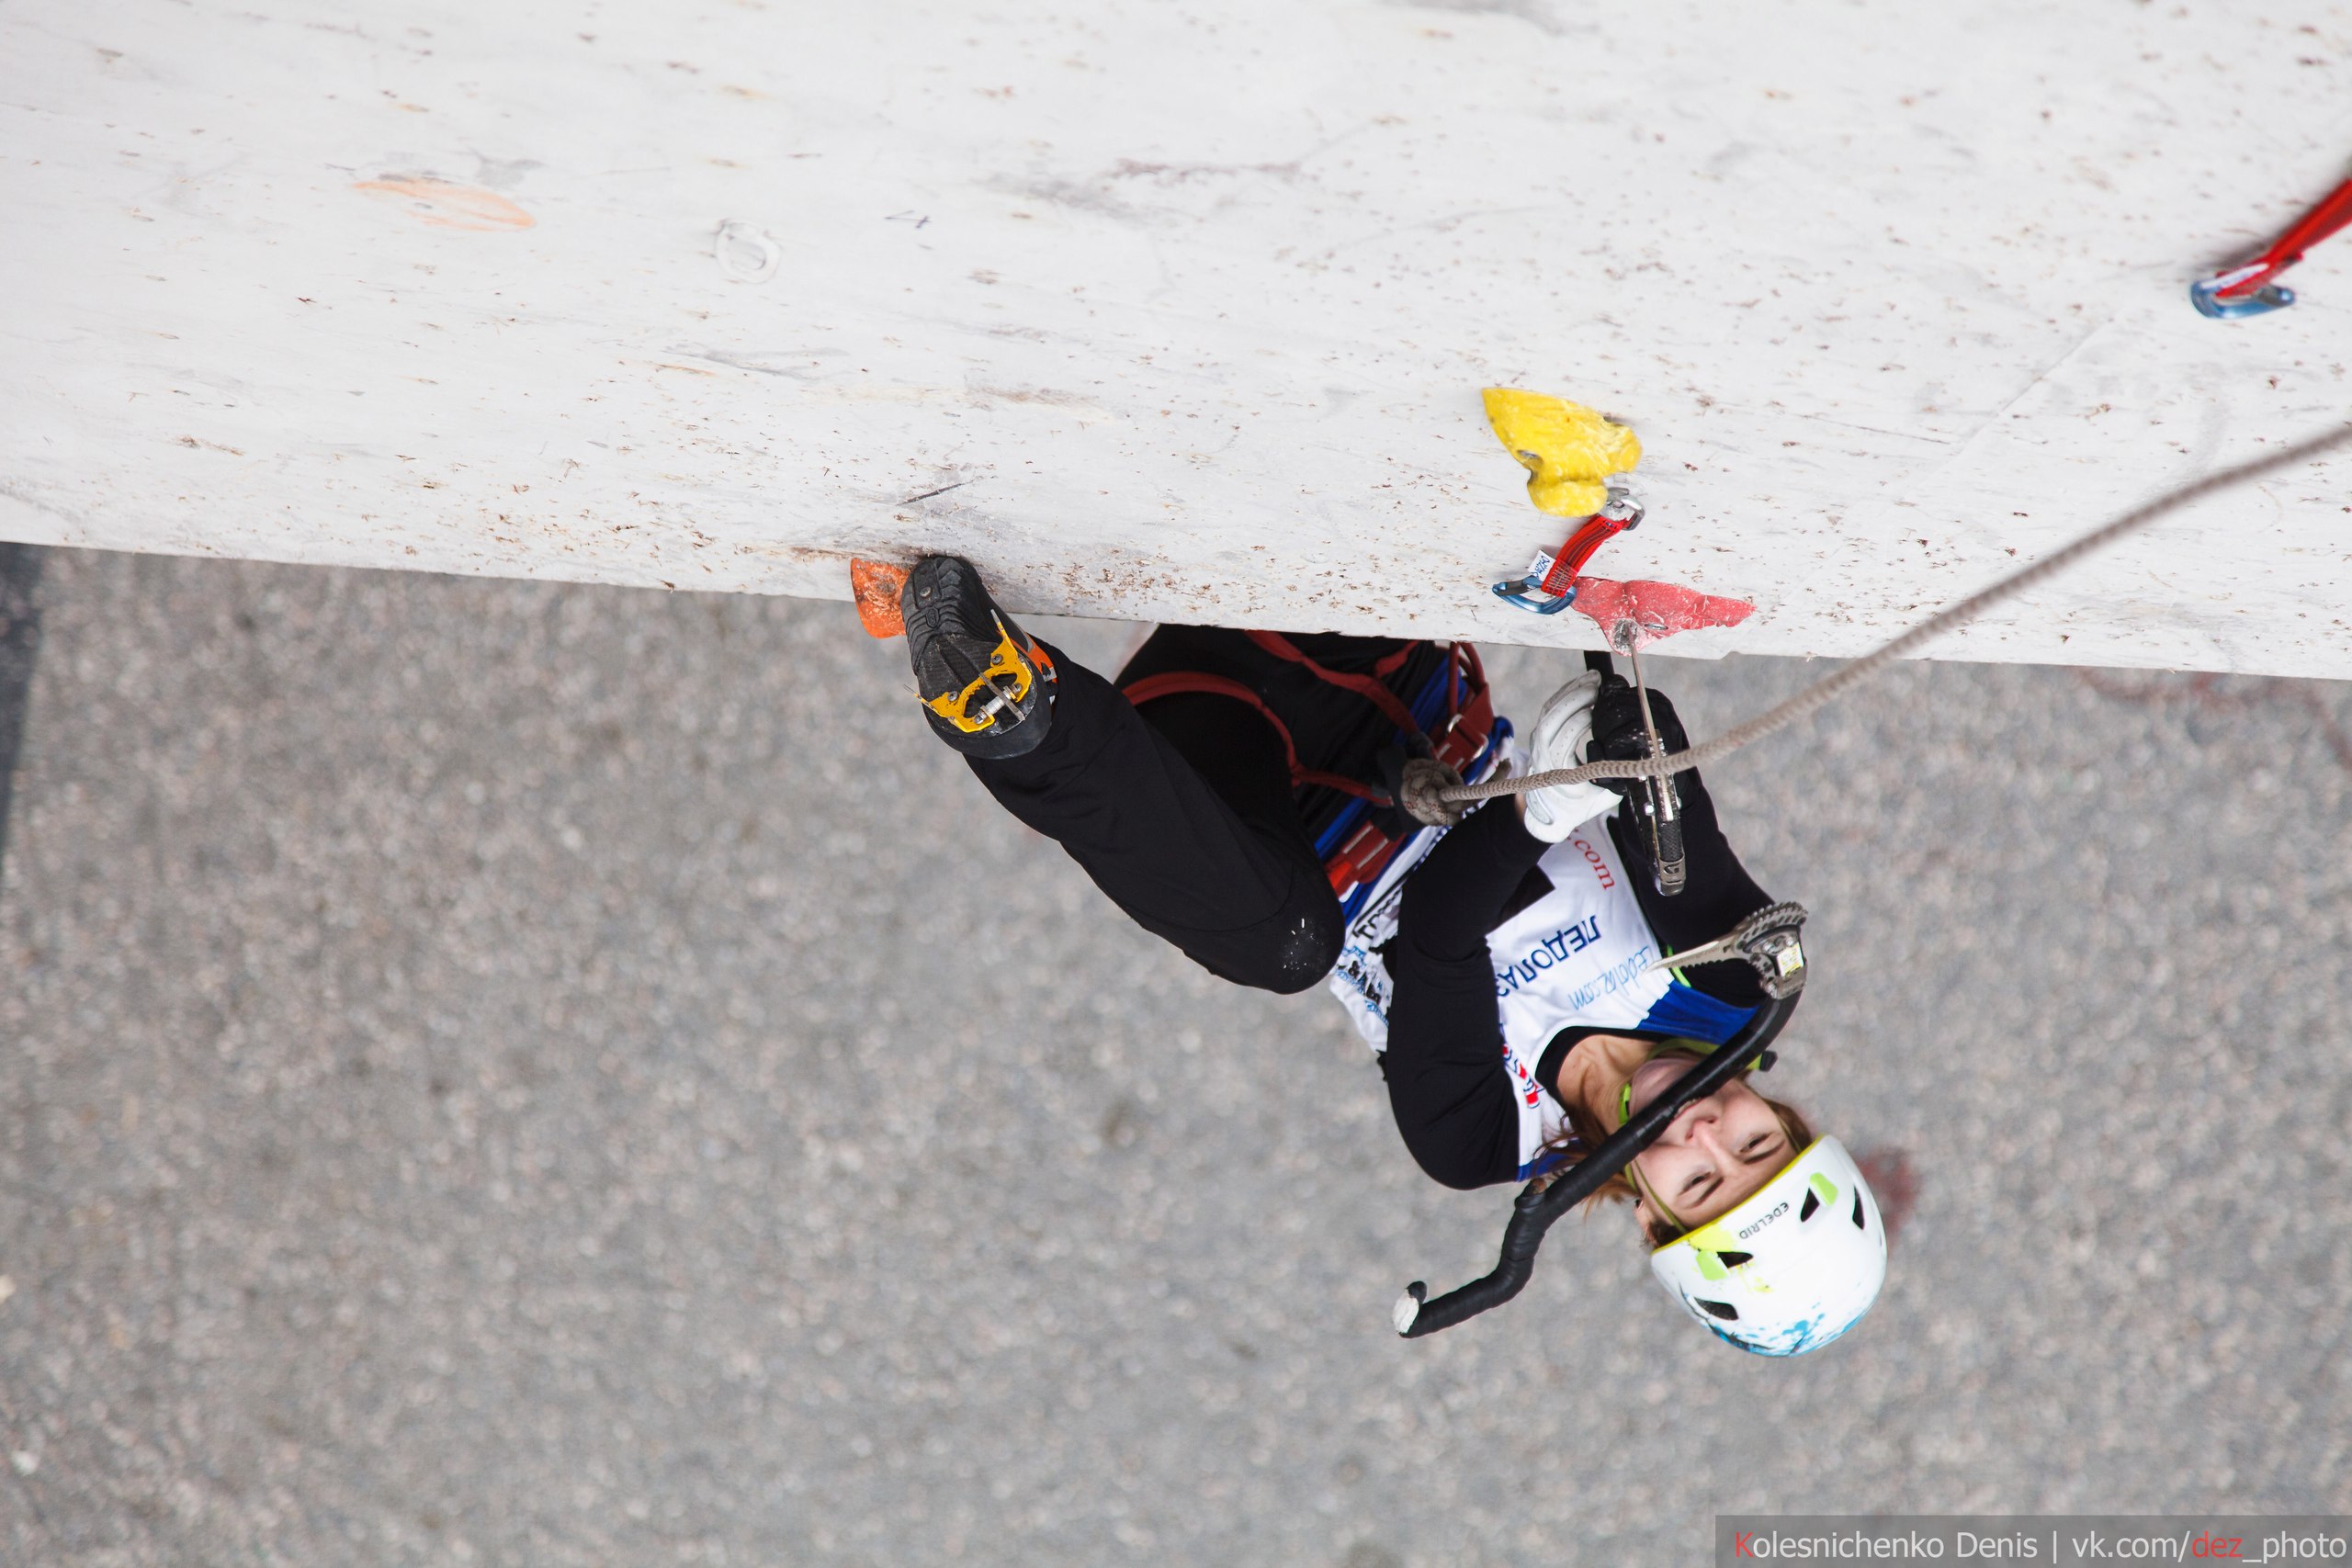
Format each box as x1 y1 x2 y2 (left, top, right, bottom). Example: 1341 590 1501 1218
2 0 2347 673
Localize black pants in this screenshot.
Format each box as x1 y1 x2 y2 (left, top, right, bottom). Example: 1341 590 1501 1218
967 626 1766 1007
967 627 1426 995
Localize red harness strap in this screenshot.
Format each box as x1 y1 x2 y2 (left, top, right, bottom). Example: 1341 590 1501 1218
1242 631 1422 735
1320 642 1496 897
1118 671 1391 803
1123 641 1499 900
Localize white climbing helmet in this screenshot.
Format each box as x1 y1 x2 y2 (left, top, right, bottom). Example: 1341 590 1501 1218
1648 1135 1886 1357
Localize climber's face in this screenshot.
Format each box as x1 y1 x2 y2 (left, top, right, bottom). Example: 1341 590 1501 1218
1625 1059 1796 1232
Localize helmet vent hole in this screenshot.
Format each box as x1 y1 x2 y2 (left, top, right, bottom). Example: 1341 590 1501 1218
1697 1298 1740 1322
1851 1194 1867 1231
1798 1190 1820 1222
1714 1249 1753 1269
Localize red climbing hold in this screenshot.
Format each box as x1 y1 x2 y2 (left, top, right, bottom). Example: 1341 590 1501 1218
1566 576 1755 648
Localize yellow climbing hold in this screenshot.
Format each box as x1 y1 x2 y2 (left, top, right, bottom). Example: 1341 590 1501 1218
1481 389 1642 517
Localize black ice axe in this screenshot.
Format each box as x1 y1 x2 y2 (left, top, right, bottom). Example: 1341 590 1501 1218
1392 903 1809 1338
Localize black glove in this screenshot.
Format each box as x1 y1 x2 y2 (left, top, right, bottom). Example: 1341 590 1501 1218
1586 675 1690 797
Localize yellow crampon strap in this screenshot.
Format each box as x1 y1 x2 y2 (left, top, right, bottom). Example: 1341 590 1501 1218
921 620 1035 733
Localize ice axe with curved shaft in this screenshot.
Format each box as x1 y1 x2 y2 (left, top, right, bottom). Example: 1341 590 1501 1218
1393 904 1808 1339
1610 617 1686 897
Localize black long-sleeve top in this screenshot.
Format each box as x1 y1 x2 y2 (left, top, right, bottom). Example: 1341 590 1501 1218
1379 766 1785 1190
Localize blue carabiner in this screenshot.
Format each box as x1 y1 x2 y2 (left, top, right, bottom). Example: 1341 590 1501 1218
1491 549 1577 615
2191 263 2294 320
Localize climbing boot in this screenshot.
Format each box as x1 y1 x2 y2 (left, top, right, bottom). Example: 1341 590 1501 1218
899 555 1057 759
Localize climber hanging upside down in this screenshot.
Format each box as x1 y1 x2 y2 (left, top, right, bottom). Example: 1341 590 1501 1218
894 554 1886 1356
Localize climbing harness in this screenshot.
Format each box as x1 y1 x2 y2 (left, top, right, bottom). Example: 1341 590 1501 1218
1491 486 1646 615
921 616 1057 735
2192 176 2352 319
1419 423 2352 821
1395 907 1810 1337
1391 421 2352 1339
1124 633 1501 916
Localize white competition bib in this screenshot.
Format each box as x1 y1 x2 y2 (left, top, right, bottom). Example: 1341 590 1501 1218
1329 803 1754 1179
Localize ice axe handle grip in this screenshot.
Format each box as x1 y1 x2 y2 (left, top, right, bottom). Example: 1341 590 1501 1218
1393 993 1796 1338
1649 808 1686 897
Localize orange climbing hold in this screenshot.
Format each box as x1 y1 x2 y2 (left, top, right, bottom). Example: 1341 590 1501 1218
851 558 910 638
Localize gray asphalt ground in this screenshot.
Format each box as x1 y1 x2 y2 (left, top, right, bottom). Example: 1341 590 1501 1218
2 547 2348 1566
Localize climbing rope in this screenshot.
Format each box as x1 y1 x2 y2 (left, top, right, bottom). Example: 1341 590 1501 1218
1430 423 2352 814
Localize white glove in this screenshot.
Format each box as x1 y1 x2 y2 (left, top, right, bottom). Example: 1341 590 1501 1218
1519 671 1621 843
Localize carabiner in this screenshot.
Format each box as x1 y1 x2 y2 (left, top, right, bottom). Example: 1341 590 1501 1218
1490 547 1580 614
2190 263 2294 320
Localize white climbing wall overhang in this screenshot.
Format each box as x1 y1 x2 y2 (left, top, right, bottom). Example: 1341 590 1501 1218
3 0 2349 674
